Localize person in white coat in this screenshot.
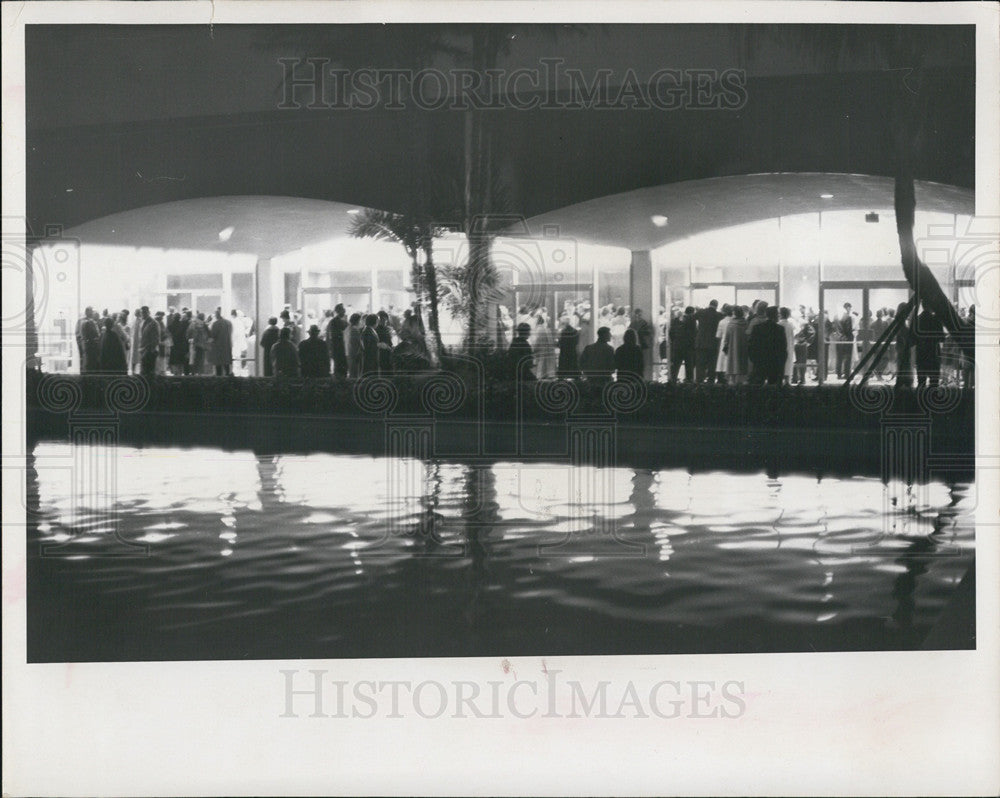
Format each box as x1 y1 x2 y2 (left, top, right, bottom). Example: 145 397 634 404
714 304 733 383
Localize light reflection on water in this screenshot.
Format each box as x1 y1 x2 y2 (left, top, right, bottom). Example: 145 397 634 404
27 442 974 661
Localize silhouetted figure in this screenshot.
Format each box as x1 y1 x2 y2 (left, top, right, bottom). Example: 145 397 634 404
258 317 280 377
723 306 749 384
98 316 128 374
138 307 159 377
614 328 644 378
507 322 536 382
187 312 209 375
376 310 395 374
556 320 580 378
298 324 330 378
914 306 944 388
346 313 363 378
694 300 723 383
270 326 300 377
835 302 855 379
669 307 696 383
208 307 233 376
748 306 787 385
326 303 349 378
168 311 189 375
629 309 654 379
80 308 101 373
360 314 380 376
279 308 299 344
580 326 616 385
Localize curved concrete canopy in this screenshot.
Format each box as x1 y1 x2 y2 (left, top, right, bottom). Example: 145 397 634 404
521 173 974 251
62 196 367 259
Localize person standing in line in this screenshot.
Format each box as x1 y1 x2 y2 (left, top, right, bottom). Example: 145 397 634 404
723 306 749 385
532 314 557 379
556 317 580 378
913 305 944 388
894 302 914 388
279 309 299 346
270 326 300 378
614 328 644 379
326 303 349 378
792 315 814 385
669 306 697 383
375 310 395 374
74 307 91 373
778 307 796 385
360 314 380 376
834 302 855 380
694 300 723 383
629 308 654 380
579 326 616 385
79 308 101 373
346 312 363 378
138 307 160 377
748 306 787 385
714 304 733 383
98 315 128 374
129 307 143 374
115 309 132 365
507 322 536 382
298 324 330 378
187 311 209 375
208 307 233 376
258 317 280 377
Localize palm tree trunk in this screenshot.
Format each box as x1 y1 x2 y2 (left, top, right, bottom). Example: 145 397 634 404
422 241 444 359
890 61 974 363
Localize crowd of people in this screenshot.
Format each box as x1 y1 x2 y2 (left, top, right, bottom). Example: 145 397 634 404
72 294 974 389
659 299 975 387
72 301 432 379
74 305 255 377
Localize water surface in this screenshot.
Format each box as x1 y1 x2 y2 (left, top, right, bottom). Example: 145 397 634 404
26 442 974 661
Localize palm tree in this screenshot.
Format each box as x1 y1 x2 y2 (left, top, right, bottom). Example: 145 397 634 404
349 207 446 360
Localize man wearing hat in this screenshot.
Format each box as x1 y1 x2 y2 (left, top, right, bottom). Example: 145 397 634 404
298 324 330 378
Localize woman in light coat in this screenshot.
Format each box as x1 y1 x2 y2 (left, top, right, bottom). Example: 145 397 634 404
723 306 749 384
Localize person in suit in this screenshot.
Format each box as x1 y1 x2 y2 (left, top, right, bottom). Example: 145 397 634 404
187 312 210 375
556 318 580 378
375 310 395 374
208 307 233 376
298 324 330 378
360 314 380 376
258 317 280 377
694 300 723 383
138 306 160 377
98 315 128 374
346 313 364 378
579 326 616 385
270 325 300 377
79 307 102 373
668 306 697 383
835 302 855 379
326 303 349 378
628 309 654 380
507 322 536 382
614 328 644 379
747 306 787 385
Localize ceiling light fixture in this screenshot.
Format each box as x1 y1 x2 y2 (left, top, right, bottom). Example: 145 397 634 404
820 193 834 199
651 215 669 227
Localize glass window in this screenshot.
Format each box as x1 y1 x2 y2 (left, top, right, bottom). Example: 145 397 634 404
167 273 223 290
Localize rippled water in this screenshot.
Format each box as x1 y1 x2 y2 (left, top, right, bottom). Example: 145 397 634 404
26 442 974 661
